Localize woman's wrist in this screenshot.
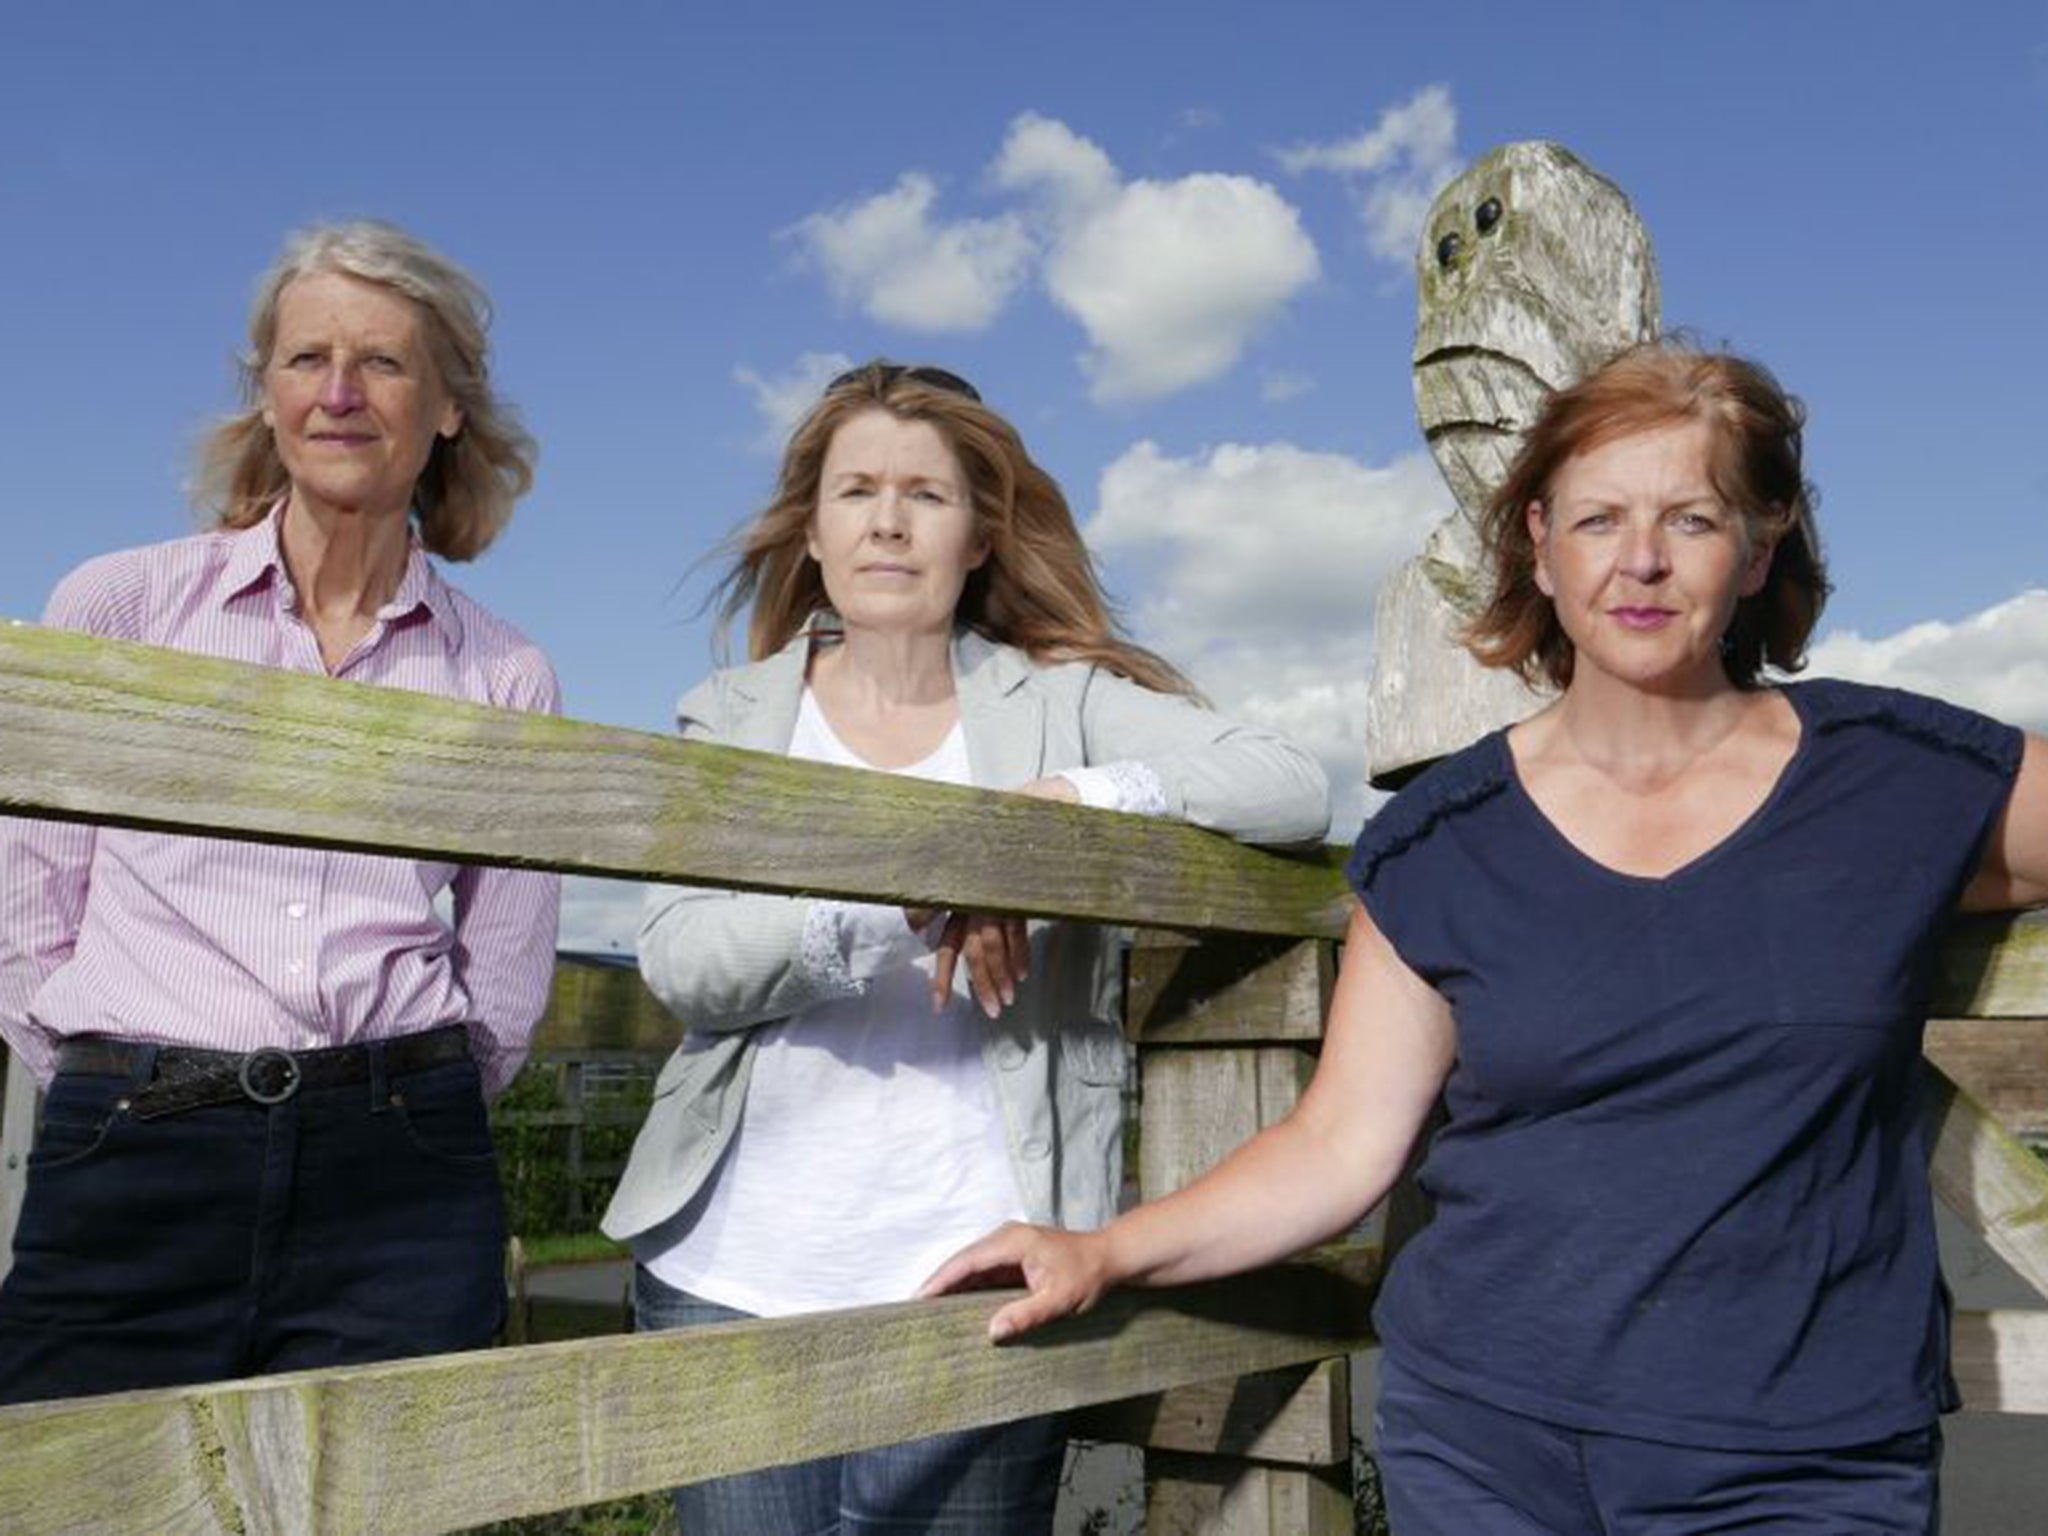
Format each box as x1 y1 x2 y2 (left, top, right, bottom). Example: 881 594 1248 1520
1097 1211 1164 1290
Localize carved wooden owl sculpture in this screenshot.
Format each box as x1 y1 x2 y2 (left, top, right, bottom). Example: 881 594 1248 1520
1415 141 1661 541
1365 142 1661 786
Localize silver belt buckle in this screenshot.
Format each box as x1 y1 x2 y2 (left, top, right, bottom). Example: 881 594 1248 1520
238 1047 303 1105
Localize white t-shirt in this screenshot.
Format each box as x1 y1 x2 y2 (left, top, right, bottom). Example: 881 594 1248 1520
635 688 1026 1316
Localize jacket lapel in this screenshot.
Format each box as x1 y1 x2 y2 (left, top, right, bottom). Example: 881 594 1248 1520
955 630 1045 790
720 632 810 752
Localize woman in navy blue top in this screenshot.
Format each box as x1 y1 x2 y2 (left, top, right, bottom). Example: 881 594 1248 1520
927 343 2048 1532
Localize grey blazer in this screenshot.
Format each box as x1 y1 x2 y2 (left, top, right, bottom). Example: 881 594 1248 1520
602 627 1330 1244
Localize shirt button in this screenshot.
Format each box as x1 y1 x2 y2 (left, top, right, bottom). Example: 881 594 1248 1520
285 960 304 976
994 1041 1027 1069
1021 1137 1050 1160
286 902 307 920
301 1034 321 1049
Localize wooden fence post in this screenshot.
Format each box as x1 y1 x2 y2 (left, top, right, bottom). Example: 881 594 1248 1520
1125 933 1354 1536
0 1048 37 1285
561 1058 587 1226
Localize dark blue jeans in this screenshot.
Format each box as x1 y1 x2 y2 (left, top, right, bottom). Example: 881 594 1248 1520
0 1044 507 1406
1375 1354 1942 1535
634 1265 1065 1535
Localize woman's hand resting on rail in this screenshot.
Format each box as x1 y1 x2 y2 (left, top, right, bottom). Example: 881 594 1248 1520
905 776 1079 1018
917 1220 1116 1340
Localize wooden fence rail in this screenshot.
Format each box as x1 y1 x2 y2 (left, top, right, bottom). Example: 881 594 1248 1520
2 621 2048 1533
0 1247 1379 1535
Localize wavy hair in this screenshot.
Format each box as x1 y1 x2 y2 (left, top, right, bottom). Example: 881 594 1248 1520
193 220 535 562
713 361 1196 697
1465 340 1829 689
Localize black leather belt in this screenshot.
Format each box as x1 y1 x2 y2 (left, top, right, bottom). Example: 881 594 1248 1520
55 1026 472 1120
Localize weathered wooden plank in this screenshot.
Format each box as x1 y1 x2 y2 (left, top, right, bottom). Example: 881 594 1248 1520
1925 1019 2048 1138
1932 910 2048 1018
1924 1066 2048 1303
0 1244 1379 1536
1951 1309 2048 1415
0 624 1349 940
7 624 2046 988
1144 1454 1353 1536
1070 1360 1346 1465
1139 1048 1316 1201
1126 937 1332 1046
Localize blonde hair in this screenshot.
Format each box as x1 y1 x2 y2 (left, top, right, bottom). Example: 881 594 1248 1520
1466 340 1828 689
714 361 1196 696
193 220 535 562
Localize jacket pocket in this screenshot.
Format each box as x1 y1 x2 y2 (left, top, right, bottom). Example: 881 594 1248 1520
1060 1020 1130 1086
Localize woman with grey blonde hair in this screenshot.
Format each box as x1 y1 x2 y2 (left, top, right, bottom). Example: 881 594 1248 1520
196 219 535 560
0 220 560 1404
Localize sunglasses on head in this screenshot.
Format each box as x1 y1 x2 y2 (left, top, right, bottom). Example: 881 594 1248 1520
824 361 982 403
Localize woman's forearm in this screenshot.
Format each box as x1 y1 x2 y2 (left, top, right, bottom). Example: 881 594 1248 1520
1101 1105 1410 1290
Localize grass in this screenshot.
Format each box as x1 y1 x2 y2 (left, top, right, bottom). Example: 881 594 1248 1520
519 1231 629 1266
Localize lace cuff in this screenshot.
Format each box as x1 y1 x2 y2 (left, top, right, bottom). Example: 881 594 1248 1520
1057 761 1171 818
800 900 934 993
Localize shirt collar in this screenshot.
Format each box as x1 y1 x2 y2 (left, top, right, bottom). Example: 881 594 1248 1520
220 502 464 649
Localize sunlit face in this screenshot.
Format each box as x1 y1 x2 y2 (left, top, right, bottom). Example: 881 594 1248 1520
262 270 461 524
808 409 988 637
1529 419 1773 693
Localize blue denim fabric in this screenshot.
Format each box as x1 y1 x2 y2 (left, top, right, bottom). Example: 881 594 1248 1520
0 1047 506 1405
1375 1355 1943 1535
634 1266 1064 1535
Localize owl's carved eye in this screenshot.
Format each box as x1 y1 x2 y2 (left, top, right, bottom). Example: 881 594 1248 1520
1476 197 1502 234
1436 231 1463 268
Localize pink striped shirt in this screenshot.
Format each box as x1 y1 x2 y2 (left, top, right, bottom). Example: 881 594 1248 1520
0 508 561 1097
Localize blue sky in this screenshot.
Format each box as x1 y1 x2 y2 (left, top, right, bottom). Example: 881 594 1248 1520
5 3 2045 947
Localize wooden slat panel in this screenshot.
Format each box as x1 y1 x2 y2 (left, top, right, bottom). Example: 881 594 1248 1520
1925 1067 2048 1303
1933 911 2048 1018
0 1244 1379 1536
1135 944 1349 1530
1925 1019 2048 1138
1144 1455 1353 1536
1126 937 1332 1045
1139 1048 1316 1200
1951 1309 2048 1415
0 625 1349 940
1070 1360 1346 1465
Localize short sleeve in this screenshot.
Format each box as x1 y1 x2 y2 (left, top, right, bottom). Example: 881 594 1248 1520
1344 737 1508 983
1800 680 2025 903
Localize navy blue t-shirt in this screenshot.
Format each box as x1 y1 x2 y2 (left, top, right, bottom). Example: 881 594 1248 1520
1346 679 2023 1450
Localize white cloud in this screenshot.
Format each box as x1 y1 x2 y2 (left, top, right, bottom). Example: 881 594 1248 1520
734 350 853 451
785 114 1319 402
1278 84 1462 265
993 114 1320 403
559 875 644 956
1805 589 2048 733
1088 440 1448 831
791 172 1035 332
990 114 1121 214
